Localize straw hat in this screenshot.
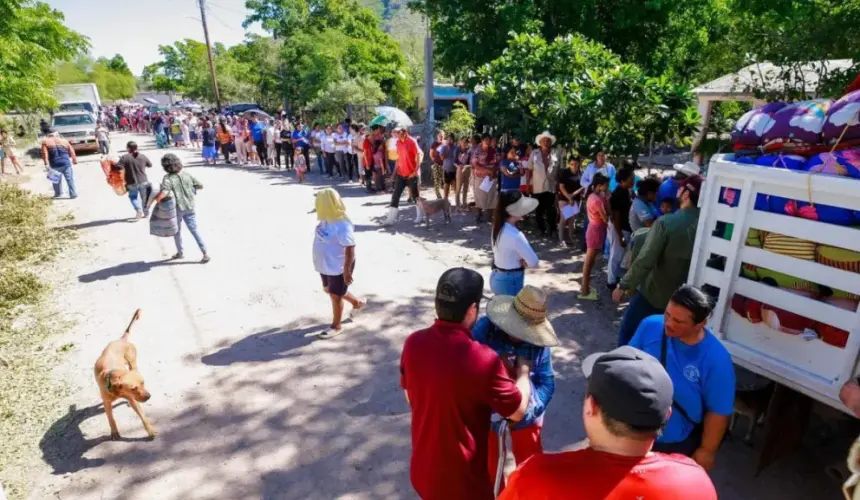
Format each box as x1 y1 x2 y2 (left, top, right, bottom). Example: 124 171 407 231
506 196 539 217
487 286 559 347
535 131 557 146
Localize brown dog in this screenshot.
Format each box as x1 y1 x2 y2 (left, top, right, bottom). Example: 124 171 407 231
93 309 156 439
416 197 452 226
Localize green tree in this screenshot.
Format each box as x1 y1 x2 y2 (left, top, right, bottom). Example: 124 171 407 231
245 0 412 109
306 76 386 123
477 33 698 157
56 55 138 100
440 102 475 139
0 0 88 112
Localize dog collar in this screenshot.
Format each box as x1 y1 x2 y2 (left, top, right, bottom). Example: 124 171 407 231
105 370 117 392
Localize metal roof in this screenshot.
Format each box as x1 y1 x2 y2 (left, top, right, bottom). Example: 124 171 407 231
693 59 854 97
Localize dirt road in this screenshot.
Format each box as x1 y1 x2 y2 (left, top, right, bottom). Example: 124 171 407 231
27 134 843 499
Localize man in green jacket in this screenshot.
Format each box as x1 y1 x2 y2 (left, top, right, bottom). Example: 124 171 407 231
612 174 703 346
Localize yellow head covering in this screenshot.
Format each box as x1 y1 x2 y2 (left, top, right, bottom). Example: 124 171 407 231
315 187 349 222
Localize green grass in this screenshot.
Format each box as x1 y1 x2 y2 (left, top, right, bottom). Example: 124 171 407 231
0 183 75 499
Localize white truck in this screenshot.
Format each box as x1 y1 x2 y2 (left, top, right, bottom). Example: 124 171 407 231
687 155 860 415
55 83 102 117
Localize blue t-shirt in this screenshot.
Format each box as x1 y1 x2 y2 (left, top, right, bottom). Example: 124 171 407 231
500 159 521 192
629 315 736 444
292 129 309 148
657 177 680 213
250 121 264 142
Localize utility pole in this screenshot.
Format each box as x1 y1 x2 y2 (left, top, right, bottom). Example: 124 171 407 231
198 0 221 109
422 15 434 183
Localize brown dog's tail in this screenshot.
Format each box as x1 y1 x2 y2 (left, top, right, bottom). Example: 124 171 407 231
122 309 142 340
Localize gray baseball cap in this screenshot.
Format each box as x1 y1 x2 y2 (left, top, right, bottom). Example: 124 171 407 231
582 346 673 428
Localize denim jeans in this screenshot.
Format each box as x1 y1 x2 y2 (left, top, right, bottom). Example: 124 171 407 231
175 209 207 255
389 175 419 209
314 148 324 173
490 269 525 296
51 165 77 198
128 183 152 213
98 140 109 155
617 291 663 346
334 151 345 178
607 224 631 286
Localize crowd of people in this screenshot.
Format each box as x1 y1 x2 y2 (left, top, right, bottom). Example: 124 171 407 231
38 101 742 498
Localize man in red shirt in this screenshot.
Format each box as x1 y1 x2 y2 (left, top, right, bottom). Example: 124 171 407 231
401 268 532 500
499 346 718 500
384 125 422 225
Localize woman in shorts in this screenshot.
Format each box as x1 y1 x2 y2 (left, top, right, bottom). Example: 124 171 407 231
312 188 366 339
0 130 23 175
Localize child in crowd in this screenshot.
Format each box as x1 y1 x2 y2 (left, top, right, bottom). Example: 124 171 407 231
295 148 307 183
659 198 674 217
580 173 610 300
499 147 522 193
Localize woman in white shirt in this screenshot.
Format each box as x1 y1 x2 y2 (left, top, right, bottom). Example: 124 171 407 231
322 125 337 178
334 124 349 180
312 187 365 339
490 191 540 296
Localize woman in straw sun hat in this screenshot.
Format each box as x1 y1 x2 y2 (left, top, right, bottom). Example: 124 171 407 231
473 285 557 489
491 191 540 296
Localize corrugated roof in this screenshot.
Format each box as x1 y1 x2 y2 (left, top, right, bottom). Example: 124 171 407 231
694 59 854 96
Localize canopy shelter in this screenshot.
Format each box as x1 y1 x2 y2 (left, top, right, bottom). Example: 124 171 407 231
691 59 854 151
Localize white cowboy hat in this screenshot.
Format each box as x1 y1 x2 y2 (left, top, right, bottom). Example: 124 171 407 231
487 286 559 347
534 131 557 146
506 196 539 217
674 161 701 176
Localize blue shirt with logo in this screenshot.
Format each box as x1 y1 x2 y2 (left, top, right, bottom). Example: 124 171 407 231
250 121 264 142
292 129 309 148
629 314 735 444
499 159 522 192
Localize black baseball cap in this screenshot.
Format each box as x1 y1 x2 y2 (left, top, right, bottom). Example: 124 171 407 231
582 346 673 429
436 268 484 306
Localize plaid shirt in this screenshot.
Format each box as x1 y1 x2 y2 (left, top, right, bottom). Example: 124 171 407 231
472 317 555 430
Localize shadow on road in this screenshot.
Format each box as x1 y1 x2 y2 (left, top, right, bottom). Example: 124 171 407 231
201 322 324 366
39 402 150 475
78 259 199 283
59 217 135 231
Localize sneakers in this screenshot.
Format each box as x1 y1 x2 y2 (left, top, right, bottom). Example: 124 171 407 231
201 254 211 264
382 207 398 226
579 289 598 301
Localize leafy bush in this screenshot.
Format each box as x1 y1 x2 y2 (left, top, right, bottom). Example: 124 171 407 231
440 102 475 140
475 33 699 157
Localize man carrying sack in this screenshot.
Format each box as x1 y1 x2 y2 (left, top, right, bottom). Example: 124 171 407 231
473 285 557 492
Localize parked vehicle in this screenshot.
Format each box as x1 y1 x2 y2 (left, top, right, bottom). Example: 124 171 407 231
55 83 102 120
687 154 860 415
51 111 99 153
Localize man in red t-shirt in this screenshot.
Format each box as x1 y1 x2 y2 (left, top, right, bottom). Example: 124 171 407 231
401 268 532 500
383 125 422 225
499 346 718 500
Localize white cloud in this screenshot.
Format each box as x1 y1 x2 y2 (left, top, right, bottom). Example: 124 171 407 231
750 113 775 136
789 113 826 134
828 103 860 127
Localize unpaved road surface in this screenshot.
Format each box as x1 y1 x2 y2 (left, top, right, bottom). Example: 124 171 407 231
25 134 845 499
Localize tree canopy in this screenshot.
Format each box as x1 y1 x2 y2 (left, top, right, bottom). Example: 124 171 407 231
0 0 88 112
306 76 386 124
245 0 412 109
477 33 699 157
57 55 138 101
411 0 860 91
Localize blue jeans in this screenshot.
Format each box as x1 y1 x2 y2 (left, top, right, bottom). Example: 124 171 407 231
617 291 663 346
490 269 525 296
175 209 207 255
52 165 77 198
128 183 152 213
315 148 324 173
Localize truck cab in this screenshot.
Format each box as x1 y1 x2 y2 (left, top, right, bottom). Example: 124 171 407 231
51 111 99 153
58 100 97 118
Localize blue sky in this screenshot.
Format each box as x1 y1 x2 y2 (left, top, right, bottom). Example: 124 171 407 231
47 0 265 75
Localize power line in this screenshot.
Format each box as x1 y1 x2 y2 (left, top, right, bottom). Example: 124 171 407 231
208 1 245 16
